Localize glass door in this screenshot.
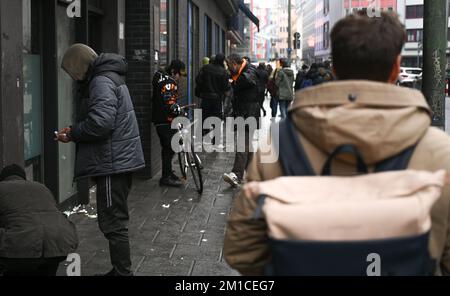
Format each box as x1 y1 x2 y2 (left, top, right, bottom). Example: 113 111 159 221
23 0 43 182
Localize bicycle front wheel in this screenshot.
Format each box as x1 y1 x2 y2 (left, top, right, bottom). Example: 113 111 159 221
187 151 203 194
178 152 188 180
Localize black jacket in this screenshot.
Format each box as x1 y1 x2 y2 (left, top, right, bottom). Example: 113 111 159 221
232 63 260 119
256 68 269 95
152 71 180 125
295 70 308 91
0 176 78 258
70 53 146 179
195 63 231 100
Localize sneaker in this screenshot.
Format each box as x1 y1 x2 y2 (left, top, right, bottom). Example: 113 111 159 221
160 176 183 187
223 172 240 188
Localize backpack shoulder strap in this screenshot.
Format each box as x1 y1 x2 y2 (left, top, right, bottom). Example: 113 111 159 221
275 116 316 176
375 145 416 172
96 71 126 87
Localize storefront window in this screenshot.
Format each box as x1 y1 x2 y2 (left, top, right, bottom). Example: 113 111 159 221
160 0 168 66
56 4 77 203
23 0 43 181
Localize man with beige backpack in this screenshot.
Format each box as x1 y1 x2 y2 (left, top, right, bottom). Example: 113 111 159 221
224 11 450 276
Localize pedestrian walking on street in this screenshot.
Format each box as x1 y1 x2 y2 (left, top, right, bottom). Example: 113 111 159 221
195 53 231 145
256 62 269 117
57 44 145 276
223 54 260 187
152 60 187 188
0 165 78 276
267 64 280 118
275 58 295 119
225 11 450 276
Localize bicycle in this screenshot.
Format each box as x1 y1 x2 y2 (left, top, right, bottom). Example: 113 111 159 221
172 104 204 195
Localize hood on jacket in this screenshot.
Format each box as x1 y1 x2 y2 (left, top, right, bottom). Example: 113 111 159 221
282 67 294 79
61 44 98 81
291 80 432 165
90 53 128 78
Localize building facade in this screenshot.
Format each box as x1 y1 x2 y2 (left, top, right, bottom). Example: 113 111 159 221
397 0 450 67
301 0 318 64
301 0 399 64
0 0 253 207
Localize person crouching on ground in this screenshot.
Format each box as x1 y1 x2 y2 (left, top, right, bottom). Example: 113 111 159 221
0 165 78 276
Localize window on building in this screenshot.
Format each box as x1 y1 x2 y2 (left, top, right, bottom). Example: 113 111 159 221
324 0 330 15
204 15 212 58
222 29 226 54
323 22 330 49
406 29 423 42
215 23 220 55
406 5 424 19
160 0 169 66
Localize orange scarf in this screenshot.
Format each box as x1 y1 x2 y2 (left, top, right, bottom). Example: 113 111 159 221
231 60 248 82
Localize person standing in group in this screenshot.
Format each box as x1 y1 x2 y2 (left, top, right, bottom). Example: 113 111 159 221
202 56 210 66
267 62 280 119
275 58 295 119
195 53 231 145
256 62 270 118
223 54 260 187
152 60 187 187
295 64 309 91
57 44 145 276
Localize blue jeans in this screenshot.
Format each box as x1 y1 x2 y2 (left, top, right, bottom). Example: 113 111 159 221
279 101 291 119
270 96 279 118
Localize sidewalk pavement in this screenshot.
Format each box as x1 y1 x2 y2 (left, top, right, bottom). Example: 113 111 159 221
57 150 241 276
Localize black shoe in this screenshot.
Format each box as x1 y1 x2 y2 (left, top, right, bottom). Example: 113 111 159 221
160 176 183 187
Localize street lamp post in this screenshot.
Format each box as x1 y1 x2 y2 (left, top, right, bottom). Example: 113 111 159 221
422 0 448 128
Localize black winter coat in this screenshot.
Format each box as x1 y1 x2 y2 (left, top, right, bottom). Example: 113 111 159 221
152 70 180 125
70 54 145 179
232 64 260 119
255 68 269 95
0 176 78 258
195 63 231 100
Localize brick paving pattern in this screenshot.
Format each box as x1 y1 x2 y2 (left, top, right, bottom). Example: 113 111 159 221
58 151 241 276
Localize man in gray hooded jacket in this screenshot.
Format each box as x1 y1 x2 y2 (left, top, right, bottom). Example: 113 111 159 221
57 44 145 276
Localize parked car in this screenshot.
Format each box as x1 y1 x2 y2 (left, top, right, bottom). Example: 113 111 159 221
397 67 422 89
398 67 422 84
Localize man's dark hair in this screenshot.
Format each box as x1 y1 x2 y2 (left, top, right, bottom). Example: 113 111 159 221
258 62 266 70
227 54 243 65
213 53 226 67
331 11 406 82
243 56 251 63
0 164 26 182
166 59 186 76
279 58 289 68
